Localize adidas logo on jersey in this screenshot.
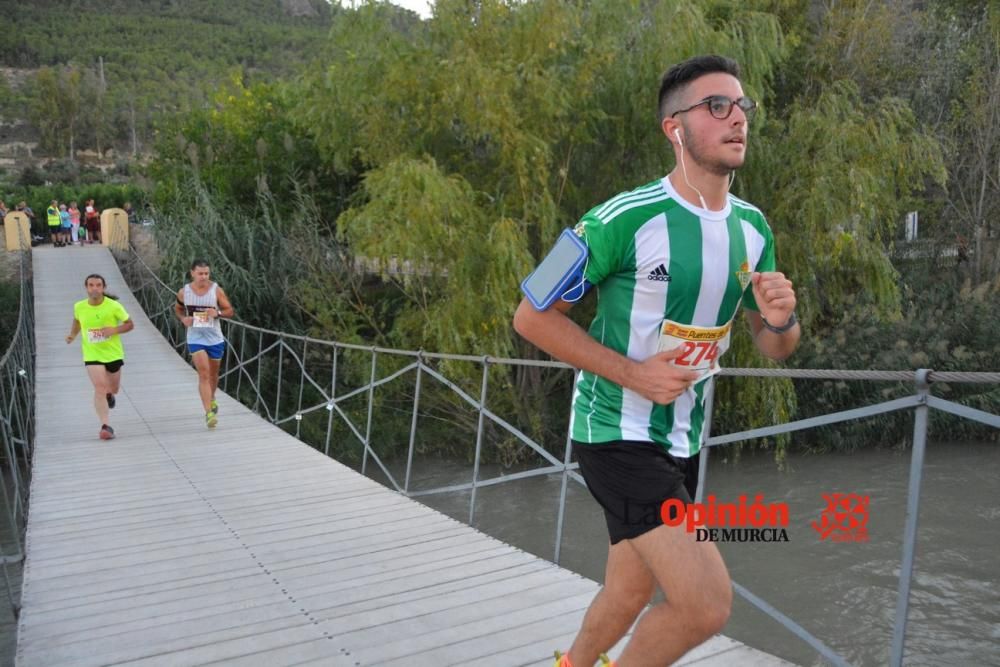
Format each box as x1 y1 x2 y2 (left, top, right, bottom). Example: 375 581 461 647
648 264 671 282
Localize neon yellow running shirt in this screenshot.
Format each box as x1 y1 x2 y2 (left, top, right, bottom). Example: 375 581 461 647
73 298 130 363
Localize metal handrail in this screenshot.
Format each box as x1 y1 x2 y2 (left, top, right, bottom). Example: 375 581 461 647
111 236 998 667
0 232 36 619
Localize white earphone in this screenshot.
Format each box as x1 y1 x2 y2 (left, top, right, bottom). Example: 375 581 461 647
673 126 709 209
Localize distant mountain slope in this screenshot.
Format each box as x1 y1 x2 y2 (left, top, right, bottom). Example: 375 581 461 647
0 0 335 168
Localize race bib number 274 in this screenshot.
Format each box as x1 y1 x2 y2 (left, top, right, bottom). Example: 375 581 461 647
656 320 732 382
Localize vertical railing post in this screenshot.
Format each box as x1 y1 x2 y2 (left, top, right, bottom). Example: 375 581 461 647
403 352 424 494
15 376 31 510
696 378 716 503
553 433 574 565
173 290 182 348
1 370 23 520
553 383 576 565
236 327 246 401
361 348 377 475
891 368 932 667
469 358 490 524
273 335 285 423
0 539 19 617
222 321 231 392
15 310 34 469
254 330 264 415
0 468 22 560
295 340 308 439
324 345 338 457
0 371 23 556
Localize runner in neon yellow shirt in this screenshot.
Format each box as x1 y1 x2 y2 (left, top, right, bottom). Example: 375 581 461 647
65 274 135 440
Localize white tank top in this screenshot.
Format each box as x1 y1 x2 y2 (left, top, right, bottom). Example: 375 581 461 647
183 282 225 345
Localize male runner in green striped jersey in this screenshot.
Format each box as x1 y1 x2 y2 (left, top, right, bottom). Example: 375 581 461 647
515 55 800 667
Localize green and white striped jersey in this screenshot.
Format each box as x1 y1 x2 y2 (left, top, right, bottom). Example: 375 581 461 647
570 176 775 457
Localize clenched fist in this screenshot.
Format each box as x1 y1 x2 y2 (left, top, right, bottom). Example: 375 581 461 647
624 346 701 405
751 272 796 329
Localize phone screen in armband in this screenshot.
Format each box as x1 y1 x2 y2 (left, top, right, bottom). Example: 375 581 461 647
520 228 589 310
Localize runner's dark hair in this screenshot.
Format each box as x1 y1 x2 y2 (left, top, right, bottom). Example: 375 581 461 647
84 273 118 300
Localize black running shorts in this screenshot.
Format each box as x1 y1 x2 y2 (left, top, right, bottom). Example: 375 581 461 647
85 359 124 374
574 439 699 544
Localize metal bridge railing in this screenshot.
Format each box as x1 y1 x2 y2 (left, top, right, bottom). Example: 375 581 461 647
0 241 36 619
112 239 999 667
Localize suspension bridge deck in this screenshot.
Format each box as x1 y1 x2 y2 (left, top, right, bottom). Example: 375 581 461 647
15 245 794 666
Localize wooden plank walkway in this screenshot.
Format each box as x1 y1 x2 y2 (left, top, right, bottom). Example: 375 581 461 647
16 245 796 666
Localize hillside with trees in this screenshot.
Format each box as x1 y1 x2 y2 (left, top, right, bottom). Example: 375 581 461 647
2 0 996 458
141 0 999 459
0 0 336 182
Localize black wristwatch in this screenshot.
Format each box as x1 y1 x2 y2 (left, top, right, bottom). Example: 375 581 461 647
761 311 798 334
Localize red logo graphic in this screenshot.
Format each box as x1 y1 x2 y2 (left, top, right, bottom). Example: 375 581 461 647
812 493 869 542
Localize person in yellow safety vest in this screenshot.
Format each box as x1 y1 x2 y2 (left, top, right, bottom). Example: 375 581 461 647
46 200 61 246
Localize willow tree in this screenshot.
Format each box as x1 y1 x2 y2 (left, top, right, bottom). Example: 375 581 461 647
711 0 948 450
289 0 945 454
293 0 787 347
288 0 792 452
742 82 946 327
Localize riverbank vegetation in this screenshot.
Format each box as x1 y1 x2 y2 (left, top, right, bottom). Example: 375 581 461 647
43 0 1000 458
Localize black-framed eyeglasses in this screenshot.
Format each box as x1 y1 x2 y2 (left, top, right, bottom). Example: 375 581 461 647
671 95 757 121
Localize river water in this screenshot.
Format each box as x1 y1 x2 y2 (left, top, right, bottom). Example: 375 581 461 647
2 435 993 666
378 441 999 667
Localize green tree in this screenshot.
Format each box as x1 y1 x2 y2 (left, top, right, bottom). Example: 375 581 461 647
294 0 787 356
286 0 794 452
742 81 946 327
63 67 83 159
148 75 343 216
944 5 1000 280
0 0 334 157
0 76 13 123
135 0 971 456
27 67 62 154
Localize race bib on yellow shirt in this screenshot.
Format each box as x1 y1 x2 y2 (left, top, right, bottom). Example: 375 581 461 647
87 328 107 344
657 319 732 382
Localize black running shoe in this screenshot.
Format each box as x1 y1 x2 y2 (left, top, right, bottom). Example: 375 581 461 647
107 393 116 409
99 424 115 440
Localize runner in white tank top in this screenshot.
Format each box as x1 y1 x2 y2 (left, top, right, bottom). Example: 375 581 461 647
174 259 235 429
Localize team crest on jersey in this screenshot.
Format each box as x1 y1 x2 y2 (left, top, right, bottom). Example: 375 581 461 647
735 260 752 291
573 221 586 237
